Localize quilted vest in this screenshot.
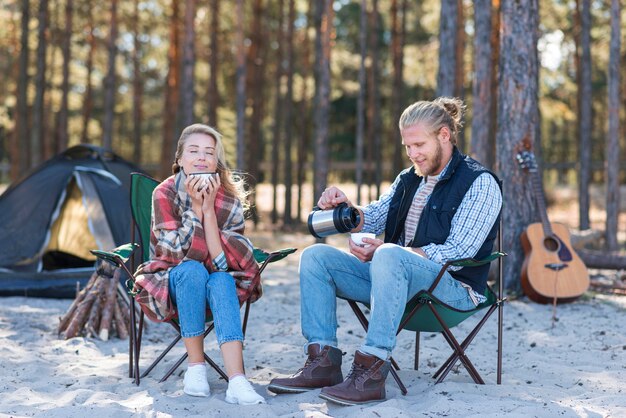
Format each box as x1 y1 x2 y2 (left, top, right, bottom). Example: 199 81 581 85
384 147 501 294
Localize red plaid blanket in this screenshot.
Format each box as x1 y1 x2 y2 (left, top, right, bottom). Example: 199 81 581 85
134 172 260 322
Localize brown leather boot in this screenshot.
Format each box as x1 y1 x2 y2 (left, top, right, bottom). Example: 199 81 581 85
267 344 343 394
319 350 390 406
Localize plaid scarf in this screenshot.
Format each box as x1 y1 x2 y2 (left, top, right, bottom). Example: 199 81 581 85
134 171 260 322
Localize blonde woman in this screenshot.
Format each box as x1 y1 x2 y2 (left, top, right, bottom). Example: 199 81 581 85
135 124 264 404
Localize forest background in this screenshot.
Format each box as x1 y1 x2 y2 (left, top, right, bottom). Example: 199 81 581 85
0 0 624 289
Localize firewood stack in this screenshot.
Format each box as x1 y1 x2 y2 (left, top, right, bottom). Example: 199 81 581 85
58 262 135 340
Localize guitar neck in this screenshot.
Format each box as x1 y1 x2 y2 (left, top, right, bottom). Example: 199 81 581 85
530 170 554 237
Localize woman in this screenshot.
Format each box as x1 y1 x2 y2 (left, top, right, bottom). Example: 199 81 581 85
134 124 264 404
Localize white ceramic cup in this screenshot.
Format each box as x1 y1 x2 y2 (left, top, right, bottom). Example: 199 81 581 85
351 232 376 247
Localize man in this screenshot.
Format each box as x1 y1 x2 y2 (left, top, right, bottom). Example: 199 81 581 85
268 97 502 405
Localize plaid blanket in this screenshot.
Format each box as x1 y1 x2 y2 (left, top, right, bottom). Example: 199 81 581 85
134 171 260 322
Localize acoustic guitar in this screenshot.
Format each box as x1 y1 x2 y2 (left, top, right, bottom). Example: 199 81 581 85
516 150 589 304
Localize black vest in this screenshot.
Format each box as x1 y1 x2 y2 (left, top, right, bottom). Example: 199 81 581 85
384 147 501 294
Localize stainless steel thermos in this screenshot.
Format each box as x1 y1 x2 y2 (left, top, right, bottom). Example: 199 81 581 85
307 202 360 238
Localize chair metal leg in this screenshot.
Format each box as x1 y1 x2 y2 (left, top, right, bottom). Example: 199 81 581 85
348 300 404 387
433 304 497 380
141 332 182 378
242 299 251 337
414 332 420 370
497 300 504 384
129 297 136 380
389 366 408 395
428 303 484 384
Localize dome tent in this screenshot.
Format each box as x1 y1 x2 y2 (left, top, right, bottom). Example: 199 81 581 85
0 145 143 297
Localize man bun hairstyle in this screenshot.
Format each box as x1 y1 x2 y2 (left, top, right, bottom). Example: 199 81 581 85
399 97 466 145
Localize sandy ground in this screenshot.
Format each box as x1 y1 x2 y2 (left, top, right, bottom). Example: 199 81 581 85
1 233 625 418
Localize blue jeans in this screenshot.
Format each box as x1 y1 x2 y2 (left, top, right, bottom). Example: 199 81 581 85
300 243 477 361
168 260 243 345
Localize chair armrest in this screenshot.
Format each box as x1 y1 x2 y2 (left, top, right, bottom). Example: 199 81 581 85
254 247 297 275
90 243 139 266
428 251 507 293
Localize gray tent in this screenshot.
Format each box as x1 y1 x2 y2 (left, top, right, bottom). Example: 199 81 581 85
0 145 143 297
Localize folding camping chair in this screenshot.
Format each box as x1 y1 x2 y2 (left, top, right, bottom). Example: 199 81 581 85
343 217 506 395
91 172 296 385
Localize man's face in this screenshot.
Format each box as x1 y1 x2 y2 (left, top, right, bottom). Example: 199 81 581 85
401 123 450 177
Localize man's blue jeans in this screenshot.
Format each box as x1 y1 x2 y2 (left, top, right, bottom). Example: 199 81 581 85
300 243 476 361
168 260 243 345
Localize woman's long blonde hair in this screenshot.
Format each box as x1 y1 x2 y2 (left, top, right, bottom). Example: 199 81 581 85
172 123 248 203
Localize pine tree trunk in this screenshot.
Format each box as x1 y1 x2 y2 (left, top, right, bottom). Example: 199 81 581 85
160 1 181 179
235 0 246 170
207 0 220 127
102 0 118 150
578 0 592 230
496 0 539 290
605 0 621 251
437 0 458 97
58 0 72 153
312 0 333 205
245 0 266 226
282 0 296 226
356 0 367 205
390 0 406 175
12 0 30 180
370 0 382 197
132 0 143 165
471 0 493 168
80 2 95 144
296 0 313 222
178 0 196 131
271 0 285 225
30 0 49 168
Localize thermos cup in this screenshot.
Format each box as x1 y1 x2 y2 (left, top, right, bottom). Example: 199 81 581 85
307 202 361 238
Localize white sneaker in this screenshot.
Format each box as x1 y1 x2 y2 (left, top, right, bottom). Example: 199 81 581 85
225 375 266 405
183 364 211 397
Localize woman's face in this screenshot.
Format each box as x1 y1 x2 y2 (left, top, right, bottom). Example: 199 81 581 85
177 133 218 175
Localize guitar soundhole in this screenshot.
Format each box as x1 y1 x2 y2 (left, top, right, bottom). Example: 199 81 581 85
543 236 560 252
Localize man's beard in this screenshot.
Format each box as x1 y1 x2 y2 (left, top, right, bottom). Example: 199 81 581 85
414 140 443 177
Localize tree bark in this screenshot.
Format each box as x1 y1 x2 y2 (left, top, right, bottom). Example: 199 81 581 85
578 0 592 230
367 0 382 198
496 0 539 290
271 0 285 225
245 0 265 225
178 0 196 131
57 0 73 153
98 271 121 341
80 2 95 144
30 0 49 168
356 0 367 205
579 249 626 270
235 0 246 170
282 0 296 226
312 0 333 206
436 0 458 97
102 0 119 150
470 0 493 168
159 1 181 179
12 0 30 180
207 0 220 127
605 0 621 251
132 0 143 165
390 0 407 175
296 0 313 222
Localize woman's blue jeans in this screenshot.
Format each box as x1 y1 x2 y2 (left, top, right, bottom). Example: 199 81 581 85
168 260 243 345
299 243 477 361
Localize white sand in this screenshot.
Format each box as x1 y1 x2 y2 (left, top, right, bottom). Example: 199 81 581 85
1 238 625 417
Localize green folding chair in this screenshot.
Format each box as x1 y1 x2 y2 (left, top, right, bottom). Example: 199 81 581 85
92 172 296 385
343 218 506 394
